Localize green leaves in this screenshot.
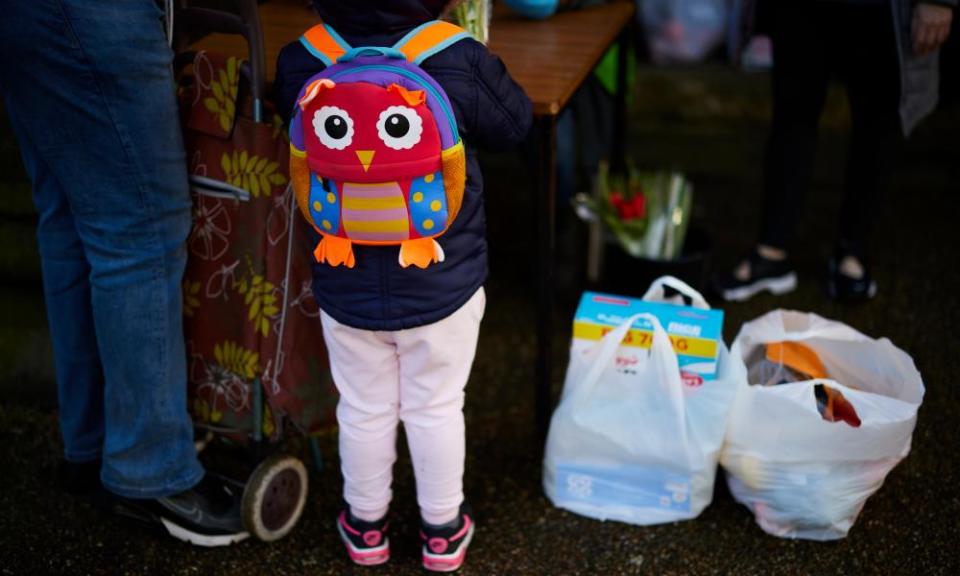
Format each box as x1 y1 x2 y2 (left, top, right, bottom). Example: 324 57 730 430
203 56 241 133
182 280 201 317
236 274 279 338
214 340 261 380
220 150 288 198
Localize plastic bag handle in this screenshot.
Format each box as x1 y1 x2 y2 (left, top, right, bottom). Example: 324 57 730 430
570 312 690 447
642 275 710 310
574 313 687 429
576 312 647 397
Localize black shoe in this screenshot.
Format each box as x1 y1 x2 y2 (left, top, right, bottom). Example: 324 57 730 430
336 508 390 566
102 473 249 547
826 257 877 302
421 503 475 572
57 459 102 496
712 251 797 302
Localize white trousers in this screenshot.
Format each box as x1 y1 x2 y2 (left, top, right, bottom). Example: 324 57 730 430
320 288 485 525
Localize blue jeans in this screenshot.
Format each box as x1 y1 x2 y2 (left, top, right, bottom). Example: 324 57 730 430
0 0 203 498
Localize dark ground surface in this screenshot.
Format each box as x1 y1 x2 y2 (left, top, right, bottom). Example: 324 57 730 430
1 63 959 575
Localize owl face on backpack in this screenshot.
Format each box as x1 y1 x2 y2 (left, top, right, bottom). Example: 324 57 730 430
289 21 469 270
301 81 442 182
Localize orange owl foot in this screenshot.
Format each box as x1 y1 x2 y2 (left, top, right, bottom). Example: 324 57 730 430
398 238 445 269
314 235 356 268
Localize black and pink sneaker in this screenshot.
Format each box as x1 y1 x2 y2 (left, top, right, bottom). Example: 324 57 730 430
336 509 390 566
420 504 475 572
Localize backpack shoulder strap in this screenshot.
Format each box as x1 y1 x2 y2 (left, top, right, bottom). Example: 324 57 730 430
299 22 352 66
393 20 472 65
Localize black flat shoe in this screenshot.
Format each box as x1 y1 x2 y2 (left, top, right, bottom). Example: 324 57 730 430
711 251 797 302
826 257 877 302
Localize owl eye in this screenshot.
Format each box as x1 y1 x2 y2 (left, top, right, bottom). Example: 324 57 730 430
376 106 422 150
312 106 354 150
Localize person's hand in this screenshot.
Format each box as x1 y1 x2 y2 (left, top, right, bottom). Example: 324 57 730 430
912 3 954 56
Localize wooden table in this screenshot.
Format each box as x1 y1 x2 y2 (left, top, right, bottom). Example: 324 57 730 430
187 0 636 439
490 3 634 116
489 3 635 439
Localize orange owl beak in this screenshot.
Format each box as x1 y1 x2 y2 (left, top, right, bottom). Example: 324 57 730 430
356 150 375 172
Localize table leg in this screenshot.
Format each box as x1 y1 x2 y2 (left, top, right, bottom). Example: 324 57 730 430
536 115 558 442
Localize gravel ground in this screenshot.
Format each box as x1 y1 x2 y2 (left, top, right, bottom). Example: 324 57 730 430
1 66 958 575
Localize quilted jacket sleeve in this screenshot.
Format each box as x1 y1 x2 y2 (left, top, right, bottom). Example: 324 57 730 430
274 40 328 123
464 40 533 150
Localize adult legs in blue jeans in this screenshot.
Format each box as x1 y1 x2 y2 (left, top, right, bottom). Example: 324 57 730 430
0 0 202 498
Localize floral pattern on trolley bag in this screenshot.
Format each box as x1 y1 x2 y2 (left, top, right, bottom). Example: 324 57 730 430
178 50 337 440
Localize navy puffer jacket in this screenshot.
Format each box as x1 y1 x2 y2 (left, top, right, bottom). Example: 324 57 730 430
275 0 532 331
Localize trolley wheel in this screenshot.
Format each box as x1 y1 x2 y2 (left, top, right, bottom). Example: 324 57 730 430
241 454 308 542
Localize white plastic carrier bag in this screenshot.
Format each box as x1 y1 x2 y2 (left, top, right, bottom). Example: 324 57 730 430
543 277 738 525
720 310 925 540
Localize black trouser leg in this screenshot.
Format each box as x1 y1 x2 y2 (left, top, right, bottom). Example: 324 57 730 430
837 5 903 266
758 2 831 252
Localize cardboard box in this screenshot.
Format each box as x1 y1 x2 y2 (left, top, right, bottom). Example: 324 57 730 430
572 291 724 384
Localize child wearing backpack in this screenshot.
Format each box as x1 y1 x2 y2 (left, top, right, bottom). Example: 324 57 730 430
276 0 531 570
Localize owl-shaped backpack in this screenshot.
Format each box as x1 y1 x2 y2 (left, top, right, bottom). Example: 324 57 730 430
288 20 471 269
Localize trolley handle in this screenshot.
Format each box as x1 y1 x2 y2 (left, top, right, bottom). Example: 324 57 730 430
173 0 267 122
